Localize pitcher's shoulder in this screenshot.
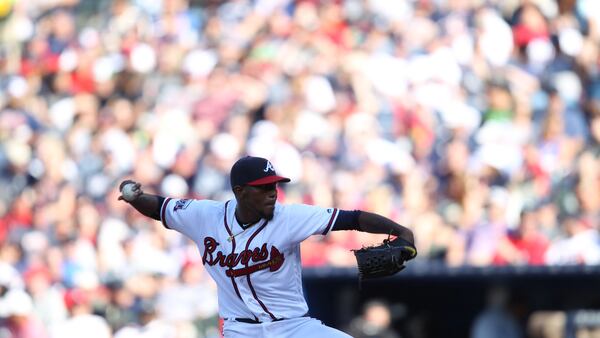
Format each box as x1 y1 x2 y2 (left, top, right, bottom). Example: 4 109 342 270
170 198 227 213
275 202 323 215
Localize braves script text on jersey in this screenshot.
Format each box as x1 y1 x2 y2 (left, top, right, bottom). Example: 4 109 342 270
160 198 353 338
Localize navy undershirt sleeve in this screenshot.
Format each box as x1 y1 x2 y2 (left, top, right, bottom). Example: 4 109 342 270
151 196 166 221
332 210 362 231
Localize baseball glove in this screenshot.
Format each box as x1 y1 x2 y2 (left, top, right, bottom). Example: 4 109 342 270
353 236 417 280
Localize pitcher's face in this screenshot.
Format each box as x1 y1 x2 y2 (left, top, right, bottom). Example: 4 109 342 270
237 183 278 220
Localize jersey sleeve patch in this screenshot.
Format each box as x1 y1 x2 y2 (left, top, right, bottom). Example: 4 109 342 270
173 199 192 212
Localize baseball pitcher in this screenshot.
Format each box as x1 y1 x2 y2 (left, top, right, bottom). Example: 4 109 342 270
118 156 416 338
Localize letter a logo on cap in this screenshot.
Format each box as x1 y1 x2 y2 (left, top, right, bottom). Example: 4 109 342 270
264 161 275 173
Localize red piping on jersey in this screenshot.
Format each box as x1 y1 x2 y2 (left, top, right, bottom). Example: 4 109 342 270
223 201 244 302
245 221 278 321
321 208 338 235
160 198 173 229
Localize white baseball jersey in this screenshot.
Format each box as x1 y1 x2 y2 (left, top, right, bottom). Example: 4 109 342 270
159 198 340 322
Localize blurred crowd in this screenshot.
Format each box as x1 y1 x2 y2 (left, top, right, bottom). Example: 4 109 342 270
1 0 600 336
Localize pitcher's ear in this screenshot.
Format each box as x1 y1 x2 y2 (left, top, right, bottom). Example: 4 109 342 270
233 185 244 196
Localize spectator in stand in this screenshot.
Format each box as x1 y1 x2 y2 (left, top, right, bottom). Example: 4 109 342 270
0 289 48 338
545 216 600 265
494 208 550 266
49 288 112 338
22 263 68 329
461 187 512 266
471 286 523 338
345 300 400 338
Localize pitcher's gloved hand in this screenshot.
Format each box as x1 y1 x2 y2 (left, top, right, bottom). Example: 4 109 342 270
353 236 417 280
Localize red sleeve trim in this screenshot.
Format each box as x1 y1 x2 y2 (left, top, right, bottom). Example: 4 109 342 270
161 198 173 229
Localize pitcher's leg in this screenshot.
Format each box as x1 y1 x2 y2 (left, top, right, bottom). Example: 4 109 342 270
268 317 353 338
222 321 264 338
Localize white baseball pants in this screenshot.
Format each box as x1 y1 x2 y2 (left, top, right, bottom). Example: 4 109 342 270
222 316 353 338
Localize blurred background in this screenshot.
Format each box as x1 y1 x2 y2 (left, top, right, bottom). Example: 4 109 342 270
0 0 600 337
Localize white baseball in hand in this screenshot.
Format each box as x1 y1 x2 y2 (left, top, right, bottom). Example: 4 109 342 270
121 183 137 202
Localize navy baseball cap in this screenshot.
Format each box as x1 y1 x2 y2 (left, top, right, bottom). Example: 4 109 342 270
230 156 291 187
